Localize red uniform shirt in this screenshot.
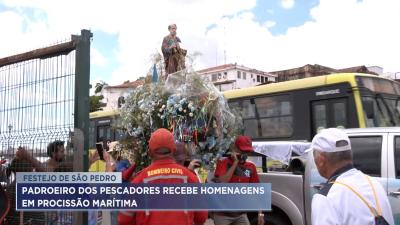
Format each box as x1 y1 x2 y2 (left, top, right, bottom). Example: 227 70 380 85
118 158 208 225
214 157 259 183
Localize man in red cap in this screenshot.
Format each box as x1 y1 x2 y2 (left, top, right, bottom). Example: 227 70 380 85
213 135 263 225
118 128 208 225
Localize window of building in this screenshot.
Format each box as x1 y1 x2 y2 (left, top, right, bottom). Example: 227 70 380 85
212 74 218 81
243 72 246 80
218 73 222 80
257 75 260 82
251 74 253 79
237 71 241 79
349 136 382 177
223 72 228 79
261 76 265 83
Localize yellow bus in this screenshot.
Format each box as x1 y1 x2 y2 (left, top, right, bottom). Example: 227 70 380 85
224 73 400 141
89 109 124 150
89 73 400 145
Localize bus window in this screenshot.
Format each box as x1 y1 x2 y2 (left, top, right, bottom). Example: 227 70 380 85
97 126 112 142
312 98 348 135
333 102 346 127
362 96 394 127
115 129 126 141
313 104 327 132
243 119 259 137
242 100 256 118
258 117 293 137
229 100 260 137
255 95 293 137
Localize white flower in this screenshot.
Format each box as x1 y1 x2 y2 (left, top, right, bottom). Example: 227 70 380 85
162 105 166 109
189 113 194 117
179 107 183 112
159 108 163 112
184 109 187 113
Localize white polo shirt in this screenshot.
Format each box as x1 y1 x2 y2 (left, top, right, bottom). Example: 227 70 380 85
312 165 395 225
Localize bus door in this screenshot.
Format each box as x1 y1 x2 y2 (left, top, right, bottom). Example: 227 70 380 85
311 98 348 136
97 125 112 143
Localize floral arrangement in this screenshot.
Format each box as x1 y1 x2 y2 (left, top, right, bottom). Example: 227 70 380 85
116 67 242 171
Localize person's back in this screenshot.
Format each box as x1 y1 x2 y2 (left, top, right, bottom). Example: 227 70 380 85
308 128 395 225
132 158 203 225
118 128 207 225
5 158 45 225
313 167 394 225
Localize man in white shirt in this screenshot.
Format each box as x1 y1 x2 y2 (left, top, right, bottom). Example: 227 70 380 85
306 128 395 225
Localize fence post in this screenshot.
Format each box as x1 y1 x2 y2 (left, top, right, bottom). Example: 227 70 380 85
73 29 92 225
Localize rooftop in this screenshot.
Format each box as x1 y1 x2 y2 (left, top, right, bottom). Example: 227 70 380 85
105 79 145 89
197 64 236 73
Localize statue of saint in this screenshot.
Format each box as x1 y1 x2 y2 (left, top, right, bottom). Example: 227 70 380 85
161 24 187 77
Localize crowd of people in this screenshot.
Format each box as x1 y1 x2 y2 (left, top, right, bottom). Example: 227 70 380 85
0 127 396 225
0 140 73 225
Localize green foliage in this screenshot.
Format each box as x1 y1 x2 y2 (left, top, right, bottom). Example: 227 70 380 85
94 81 107 94
90 95 105 112
90 81 108 112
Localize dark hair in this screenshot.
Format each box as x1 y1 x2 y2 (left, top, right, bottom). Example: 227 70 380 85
7 158 33 178
168 24 177 30
324 150 353 164
47 140 65 157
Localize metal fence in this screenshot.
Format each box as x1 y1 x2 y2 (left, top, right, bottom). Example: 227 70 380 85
0 30 91 225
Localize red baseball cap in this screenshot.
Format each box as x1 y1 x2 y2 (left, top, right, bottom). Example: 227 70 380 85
235 135 254 152
149 128 176 154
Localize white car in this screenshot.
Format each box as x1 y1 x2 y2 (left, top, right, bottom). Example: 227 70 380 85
249 127 400 225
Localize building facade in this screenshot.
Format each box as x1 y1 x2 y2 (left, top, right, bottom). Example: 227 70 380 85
101 79 145 111
197 63 276 91
270 64 378 82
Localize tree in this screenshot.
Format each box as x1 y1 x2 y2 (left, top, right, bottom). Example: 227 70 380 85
90 81 108 112
90 95 106 112
94 81 107 94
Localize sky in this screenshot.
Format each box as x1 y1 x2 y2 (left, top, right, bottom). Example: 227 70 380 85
0 0 399 86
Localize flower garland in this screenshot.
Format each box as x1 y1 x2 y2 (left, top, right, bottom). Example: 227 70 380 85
116 69 242 171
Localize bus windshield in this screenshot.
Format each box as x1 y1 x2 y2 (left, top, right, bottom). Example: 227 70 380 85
357 76 400 127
